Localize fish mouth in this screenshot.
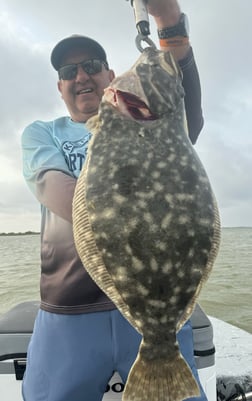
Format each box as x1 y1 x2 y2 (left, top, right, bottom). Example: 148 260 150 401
104 88 158 121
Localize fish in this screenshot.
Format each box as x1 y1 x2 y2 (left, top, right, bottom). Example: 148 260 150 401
72 46 221 401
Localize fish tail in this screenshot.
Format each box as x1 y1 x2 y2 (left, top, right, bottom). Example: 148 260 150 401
122 348 200 401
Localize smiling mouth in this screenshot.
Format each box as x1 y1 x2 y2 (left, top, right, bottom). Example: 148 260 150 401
77 88 93 95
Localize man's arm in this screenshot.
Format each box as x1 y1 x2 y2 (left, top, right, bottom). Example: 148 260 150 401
36 170 76 223
147 0 204 143
22 121 76 223
178 48 204 145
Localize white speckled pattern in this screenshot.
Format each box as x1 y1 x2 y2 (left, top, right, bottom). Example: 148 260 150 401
73 47 221 401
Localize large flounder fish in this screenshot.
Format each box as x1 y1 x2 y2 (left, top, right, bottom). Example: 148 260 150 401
73 47 221 401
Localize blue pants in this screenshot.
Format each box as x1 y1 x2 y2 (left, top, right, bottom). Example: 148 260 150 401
22 309 207 401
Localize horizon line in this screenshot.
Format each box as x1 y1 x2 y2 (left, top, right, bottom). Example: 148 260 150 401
1 226 252 236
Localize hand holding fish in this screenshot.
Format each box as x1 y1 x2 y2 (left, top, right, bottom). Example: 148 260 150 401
146 0 181 25
146 0 190 59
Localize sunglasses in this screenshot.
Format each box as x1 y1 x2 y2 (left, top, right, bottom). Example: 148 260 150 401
58 59 109 80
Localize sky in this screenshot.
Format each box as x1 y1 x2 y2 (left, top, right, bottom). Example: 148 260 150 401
0 0 251 233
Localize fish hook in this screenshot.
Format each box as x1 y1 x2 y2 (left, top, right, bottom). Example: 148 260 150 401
135 33 156 52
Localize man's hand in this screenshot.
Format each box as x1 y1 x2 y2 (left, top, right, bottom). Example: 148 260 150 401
145 0 190 60
146 0 181 26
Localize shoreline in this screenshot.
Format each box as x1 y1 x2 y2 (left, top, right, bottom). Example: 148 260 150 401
1 227 251 236
0 231 40 236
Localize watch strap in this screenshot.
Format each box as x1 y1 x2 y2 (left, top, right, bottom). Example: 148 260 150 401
158 13 189 39
159 36 189 48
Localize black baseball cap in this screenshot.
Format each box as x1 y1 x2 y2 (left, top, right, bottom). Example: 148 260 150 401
51 34 108 71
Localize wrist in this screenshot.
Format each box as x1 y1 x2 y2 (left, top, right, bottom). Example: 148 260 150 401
158 13 189 37
158 13 189 47
157 13 190 61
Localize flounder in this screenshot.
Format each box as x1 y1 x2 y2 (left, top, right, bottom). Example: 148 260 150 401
73 47 221 401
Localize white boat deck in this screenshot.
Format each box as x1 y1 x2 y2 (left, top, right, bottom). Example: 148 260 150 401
0 311 251 401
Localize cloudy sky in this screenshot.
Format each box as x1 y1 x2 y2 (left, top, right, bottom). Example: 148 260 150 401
0 0 251 233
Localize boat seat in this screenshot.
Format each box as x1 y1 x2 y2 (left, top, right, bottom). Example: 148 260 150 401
0 301 39 334
0 301 39 362
191 303 212 329
191 304 215 370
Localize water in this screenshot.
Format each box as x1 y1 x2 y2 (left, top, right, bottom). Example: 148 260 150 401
0 235 41 312
0 228 251 333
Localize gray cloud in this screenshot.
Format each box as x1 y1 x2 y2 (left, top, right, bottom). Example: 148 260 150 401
0 0 251 231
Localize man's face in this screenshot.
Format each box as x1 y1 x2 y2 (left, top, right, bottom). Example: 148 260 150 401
57 47 115 122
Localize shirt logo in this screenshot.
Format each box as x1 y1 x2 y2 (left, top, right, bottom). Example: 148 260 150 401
62 135 91 176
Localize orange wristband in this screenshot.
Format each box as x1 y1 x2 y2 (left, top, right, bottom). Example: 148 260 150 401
159 36 189 48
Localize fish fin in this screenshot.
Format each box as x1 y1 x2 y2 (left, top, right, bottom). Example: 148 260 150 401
73 141 142 334
177 197 221 332
123 347 199 401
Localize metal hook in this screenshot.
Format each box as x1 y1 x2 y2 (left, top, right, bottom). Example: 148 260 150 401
135 33 156 52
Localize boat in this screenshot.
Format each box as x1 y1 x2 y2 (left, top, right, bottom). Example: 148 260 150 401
0 301 251 401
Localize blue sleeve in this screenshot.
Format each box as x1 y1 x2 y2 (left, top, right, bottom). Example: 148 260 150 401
22 120 72 195
21 120 77 222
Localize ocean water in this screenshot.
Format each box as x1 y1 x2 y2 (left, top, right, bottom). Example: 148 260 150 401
0 228 251 333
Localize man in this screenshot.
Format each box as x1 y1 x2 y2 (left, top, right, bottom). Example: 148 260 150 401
21 1 205 400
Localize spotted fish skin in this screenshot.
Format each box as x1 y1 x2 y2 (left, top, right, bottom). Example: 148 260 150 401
73 47 221 401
